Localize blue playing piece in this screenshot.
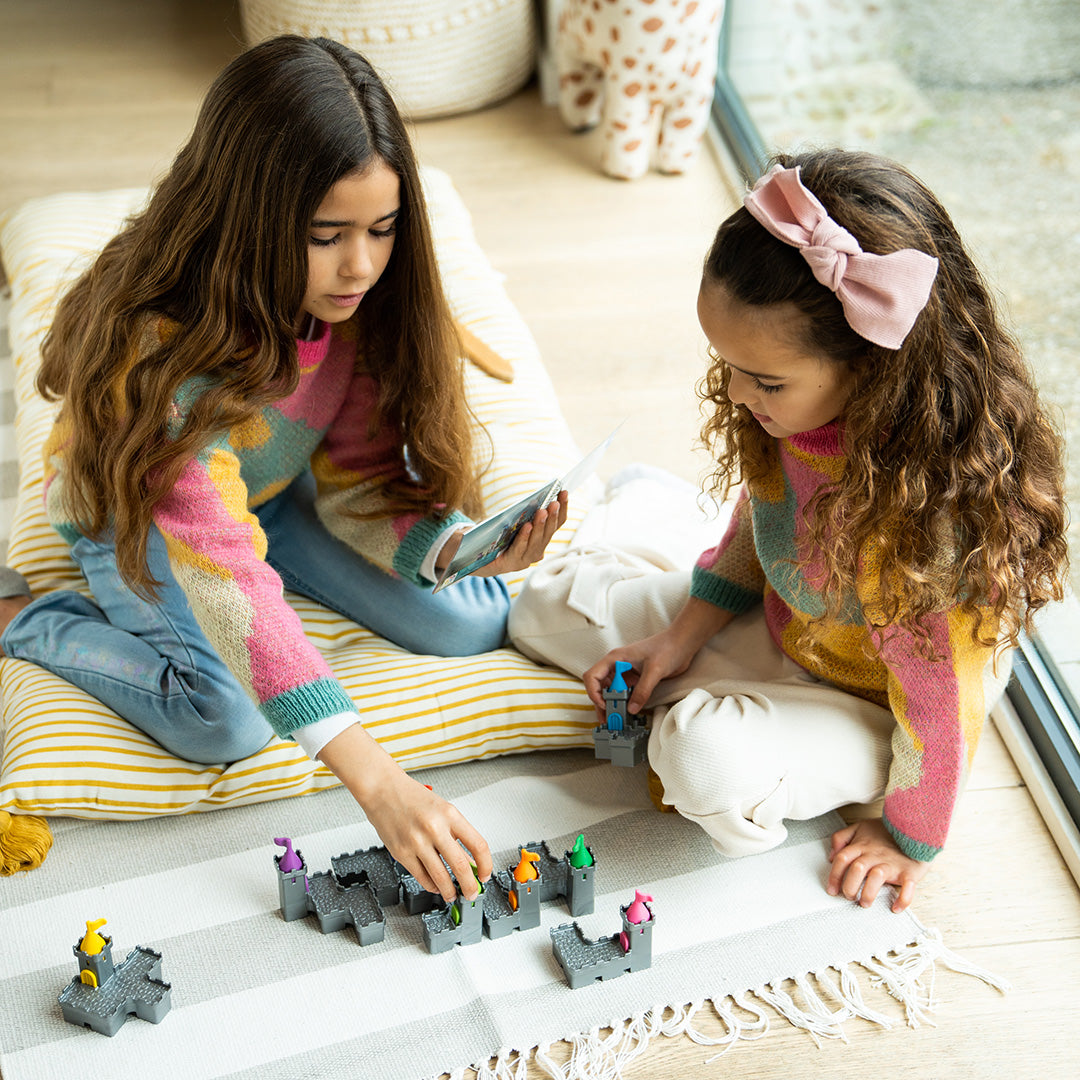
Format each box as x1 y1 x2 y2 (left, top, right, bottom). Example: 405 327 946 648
609 661 633 695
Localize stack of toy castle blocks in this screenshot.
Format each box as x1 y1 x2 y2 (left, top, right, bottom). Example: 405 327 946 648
57 919 172 1036
593 660 649 766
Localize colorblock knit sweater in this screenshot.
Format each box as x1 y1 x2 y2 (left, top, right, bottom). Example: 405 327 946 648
42 315 469 739
690 421 996 862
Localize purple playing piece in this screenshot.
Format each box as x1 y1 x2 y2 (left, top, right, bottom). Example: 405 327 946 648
274 837 303 872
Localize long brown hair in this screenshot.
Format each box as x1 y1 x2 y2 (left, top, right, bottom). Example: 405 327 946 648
38 35 482 596
699 148 1067 649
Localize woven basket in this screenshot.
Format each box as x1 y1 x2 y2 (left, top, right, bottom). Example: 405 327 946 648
238 0 537 119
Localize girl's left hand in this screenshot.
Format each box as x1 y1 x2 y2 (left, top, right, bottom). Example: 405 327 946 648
440 490 569 577
826 818 930 913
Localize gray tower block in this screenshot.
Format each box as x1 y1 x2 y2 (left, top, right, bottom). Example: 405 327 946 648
507 866 543 931
275 848 310 922
550 899 654 990
422 887 485 953
603 682 628 730
58 936 172 1036
562 842 595 917
306 870 386 946
618 900 654 973
595 664 649 766
74 933 116 987
481 866 542 939
593 725 649 767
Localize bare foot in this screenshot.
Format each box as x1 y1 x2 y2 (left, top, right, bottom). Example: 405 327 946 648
0 595 32 656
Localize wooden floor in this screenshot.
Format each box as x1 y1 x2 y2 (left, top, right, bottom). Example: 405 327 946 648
1 3 1078 1077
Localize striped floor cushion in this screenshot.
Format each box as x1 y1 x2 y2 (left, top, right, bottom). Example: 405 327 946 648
0 167 597 825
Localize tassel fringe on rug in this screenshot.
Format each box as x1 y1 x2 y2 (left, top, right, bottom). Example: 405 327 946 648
438 926 1009 1080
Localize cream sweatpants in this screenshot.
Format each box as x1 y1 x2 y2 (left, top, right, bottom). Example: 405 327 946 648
509 546 898 857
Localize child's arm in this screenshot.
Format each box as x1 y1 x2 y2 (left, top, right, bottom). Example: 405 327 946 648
583 489 762 714
583 597 735 716
869 605 995 864
689 488 766 612
317 722 492 902
826 818 930 913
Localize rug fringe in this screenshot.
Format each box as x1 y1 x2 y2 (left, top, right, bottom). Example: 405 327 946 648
438 930 1010 1080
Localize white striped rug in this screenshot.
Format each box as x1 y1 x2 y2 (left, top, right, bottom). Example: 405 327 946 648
0 747 1006 1080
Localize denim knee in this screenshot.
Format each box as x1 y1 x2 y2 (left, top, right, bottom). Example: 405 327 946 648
440 603 509 655
164 700 273 764
422 579 510 656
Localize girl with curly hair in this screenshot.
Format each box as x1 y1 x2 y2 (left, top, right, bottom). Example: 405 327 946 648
0 36 567 901
510 148 1067 912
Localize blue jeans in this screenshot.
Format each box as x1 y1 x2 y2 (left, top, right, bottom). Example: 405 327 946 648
1 473 509 764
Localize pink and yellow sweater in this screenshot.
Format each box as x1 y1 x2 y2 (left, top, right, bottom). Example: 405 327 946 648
42 315 469 739
691 421 997 862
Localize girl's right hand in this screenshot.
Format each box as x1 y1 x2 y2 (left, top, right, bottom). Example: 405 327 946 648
318 724 492 903
583 630 697 719
361 766 492 903
583 597 735 717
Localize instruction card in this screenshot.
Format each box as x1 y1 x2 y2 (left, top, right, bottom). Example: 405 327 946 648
432 423 623 592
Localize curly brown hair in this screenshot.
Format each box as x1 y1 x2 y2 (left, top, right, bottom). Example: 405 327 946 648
37 36 483 597
699 148 1067 650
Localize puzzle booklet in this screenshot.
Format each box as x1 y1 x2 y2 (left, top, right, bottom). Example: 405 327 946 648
433 424 622 592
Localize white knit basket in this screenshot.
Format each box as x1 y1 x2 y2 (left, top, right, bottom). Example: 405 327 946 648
238 0 537 119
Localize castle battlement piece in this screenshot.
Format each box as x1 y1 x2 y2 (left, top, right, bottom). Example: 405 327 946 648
331 845 402 908
594 661 649 766
57 919 172 1036
422 869 486 953
486 836 596 940
274 837 387 946
551 890 654 990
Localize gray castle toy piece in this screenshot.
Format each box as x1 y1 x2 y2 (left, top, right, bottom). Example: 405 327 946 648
594 661 649 766
58 919 172 1036
274 837 386 946
421 872 486 953
331 845 402 908
550 890 654 989
274 832 599 954
484 836 596 940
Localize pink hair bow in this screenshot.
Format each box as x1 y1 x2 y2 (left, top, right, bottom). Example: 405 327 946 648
743 164 939 349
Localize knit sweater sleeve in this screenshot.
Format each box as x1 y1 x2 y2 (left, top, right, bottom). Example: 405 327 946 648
689 487 766 613
154 438 358 740
311 371 470 585
862 583 996 862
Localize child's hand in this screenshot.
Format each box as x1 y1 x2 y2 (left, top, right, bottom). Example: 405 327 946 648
363 767 492 903
826 818 930 913
318 724 492 903
474 490 570 577
583 598 735 717
583 629 697 719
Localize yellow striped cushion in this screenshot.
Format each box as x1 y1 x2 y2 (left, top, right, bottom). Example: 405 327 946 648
0 168 596 820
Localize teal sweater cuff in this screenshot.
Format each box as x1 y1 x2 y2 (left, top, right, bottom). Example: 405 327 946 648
262 679 359 738
690 565 762 615
393 509 471 585
882 811 942 862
